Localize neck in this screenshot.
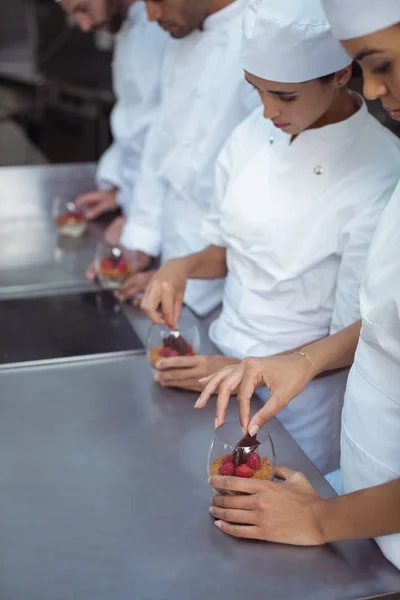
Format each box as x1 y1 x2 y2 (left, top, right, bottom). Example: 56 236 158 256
310 89 358 130
209 0 235 16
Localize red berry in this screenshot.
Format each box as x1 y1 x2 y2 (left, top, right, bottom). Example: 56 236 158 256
102 259 113 269
187 344 193 354
169 350 179 357
116 260 128 272
184 352 194 357
159 347 170 357
234 464 253 478
219 462 235 476
246 453 261 471
222 454 234 464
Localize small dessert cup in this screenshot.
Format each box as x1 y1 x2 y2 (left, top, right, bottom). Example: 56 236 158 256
208 421 276 495
54 198 87 238
94 242 137 290
146 323 200 375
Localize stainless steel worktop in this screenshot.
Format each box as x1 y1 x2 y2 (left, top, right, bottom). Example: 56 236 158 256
0 163 102 297
1 355 399 600
1 163 400 599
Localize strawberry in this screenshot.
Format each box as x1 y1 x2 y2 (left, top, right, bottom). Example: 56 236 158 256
102 259 113 269
169 350 179 357
187 344 194 354
222 454 234 464
219 462 235 476
116 260 128 272
159 347 170 357
234 464 253 478
246 453 261 471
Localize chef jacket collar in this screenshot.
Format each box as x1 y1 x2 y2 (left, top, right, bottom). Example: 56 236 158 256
273 92 368 148
203 0 247 31
127 1 143 24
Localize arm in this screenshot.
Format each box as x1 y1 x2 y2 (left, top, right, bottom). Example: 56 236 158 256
196 320 361 432
208 468 400 547
140 246 227 329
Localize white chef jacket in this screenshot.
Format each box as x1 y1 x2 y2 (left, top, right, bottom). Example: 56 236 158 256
120 0 259 315
96 2 168 214
203 100 400 473
341 181 400 569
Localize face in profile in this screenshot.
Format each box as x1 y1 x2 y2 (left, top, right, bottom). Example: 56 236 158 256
145 0 213 38
245 68 352 135
60 0 127 34
341 24 400 121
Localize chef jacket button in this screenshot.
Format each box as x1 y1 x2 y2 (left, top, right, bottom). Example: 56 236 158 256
314 165 323 175
269 136 274 144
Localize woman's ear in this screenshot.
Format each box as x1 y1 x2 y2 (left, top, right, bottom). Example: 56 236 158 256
334 65 353 88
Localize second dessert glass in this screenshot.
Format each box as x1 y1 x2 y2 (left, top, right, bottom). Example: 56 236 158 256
94 241 137 290
147 323 201 375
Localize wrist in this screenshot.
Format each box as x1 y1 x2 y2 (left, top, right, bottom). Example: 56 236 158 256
311 498 331 545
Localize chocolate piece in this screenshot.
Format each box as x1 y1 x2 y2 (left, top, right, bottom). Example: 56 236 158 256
163 333 189 356
232 433 261 467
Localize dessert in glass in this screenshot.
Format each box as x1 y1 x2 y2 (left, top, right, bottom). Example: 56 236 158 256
208 421 276 494
95 242 137 290
54 198 87 238
147 323 200 374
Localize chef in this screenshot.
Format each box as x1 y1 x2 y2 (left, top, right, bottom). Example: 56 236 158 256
114 0 259 313
141 0 400 474
198 0 400 569
57 0 167 247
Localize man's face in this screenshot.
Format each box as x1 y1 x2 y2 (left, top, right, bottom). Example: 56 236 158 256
145 0 212 38
60 0 126 34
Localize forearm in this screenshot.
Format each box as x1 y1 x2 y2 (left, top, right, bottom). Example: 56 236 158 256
180 245 227 280
300 321 361 376
319 478 400 543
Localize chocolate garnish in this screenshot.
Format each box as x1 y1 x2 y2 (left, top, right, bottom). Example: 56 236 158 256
163 332 190 356
232 433 261 467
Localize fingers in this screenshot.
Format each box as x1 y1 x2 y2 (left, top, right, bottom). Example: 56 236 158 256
212 493 255 510
209 475 261 496
247 391 284 437
85 261 96 281
115 273 151 302
141 282 166 326
155 356 198 370
75 191 102 209
194 366 236 410
86 200 108 220
155 367 198 384
215 365 246 427
275 466 297 481
209 506 256 525
160 282 178 330
214 520 259 539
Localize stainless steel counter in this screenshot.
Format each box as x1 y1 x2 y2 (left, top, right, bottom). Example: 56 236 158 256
1 163 400 599
0 164 102 297
1 355 399 600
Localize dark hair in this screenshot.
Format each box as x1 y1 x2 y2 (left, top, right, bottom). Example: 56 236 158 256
319 73 336 84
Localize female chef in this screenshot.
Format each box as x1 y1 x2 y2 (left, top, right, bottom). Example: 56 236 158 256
141 0 400 474
198 0 400 569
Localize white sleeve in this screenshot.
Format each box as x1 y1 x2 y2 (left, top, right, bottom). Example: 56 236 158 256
96 142 123 191
119 122 167 256
330 189 392 334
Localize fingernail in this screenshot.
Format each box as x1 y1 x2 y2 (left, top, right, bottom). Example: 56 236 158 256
250 424 259 436
208 507 214 514
155 361 162 369
194 398 201 408
214 521 222 529
198 377 207 383
154 374 160 382
208 476 212 485
215 418 219 429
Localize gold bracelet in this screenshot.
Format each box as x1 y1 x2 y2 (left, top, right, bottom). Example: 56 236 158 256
294 351 317 373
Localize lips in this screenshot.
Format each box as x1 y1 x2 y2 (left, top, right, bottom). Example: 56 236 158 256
273 122 291 129
388 109 400 121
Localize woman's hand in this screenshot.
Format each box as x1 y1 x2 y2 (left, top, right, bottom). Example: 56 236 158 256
154 355 240 392
209 466 325 546
196 354 316 434
115 269 156 302
141 258 190 329
75 189 118 219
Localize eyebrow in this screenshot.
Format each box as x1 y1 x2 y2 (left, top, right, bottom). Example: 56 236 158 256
354 48 383 62
244 75 297 95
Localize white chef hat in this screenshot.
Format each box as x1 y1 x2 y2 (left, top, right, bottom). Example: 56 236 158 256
321 0 400 40
242 0 352 83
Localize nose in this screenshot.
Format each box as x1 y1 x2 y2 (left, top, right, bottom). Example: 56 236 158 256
75 14 93 32
362 71 388 102
261 94 281 121
146 1 162 22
